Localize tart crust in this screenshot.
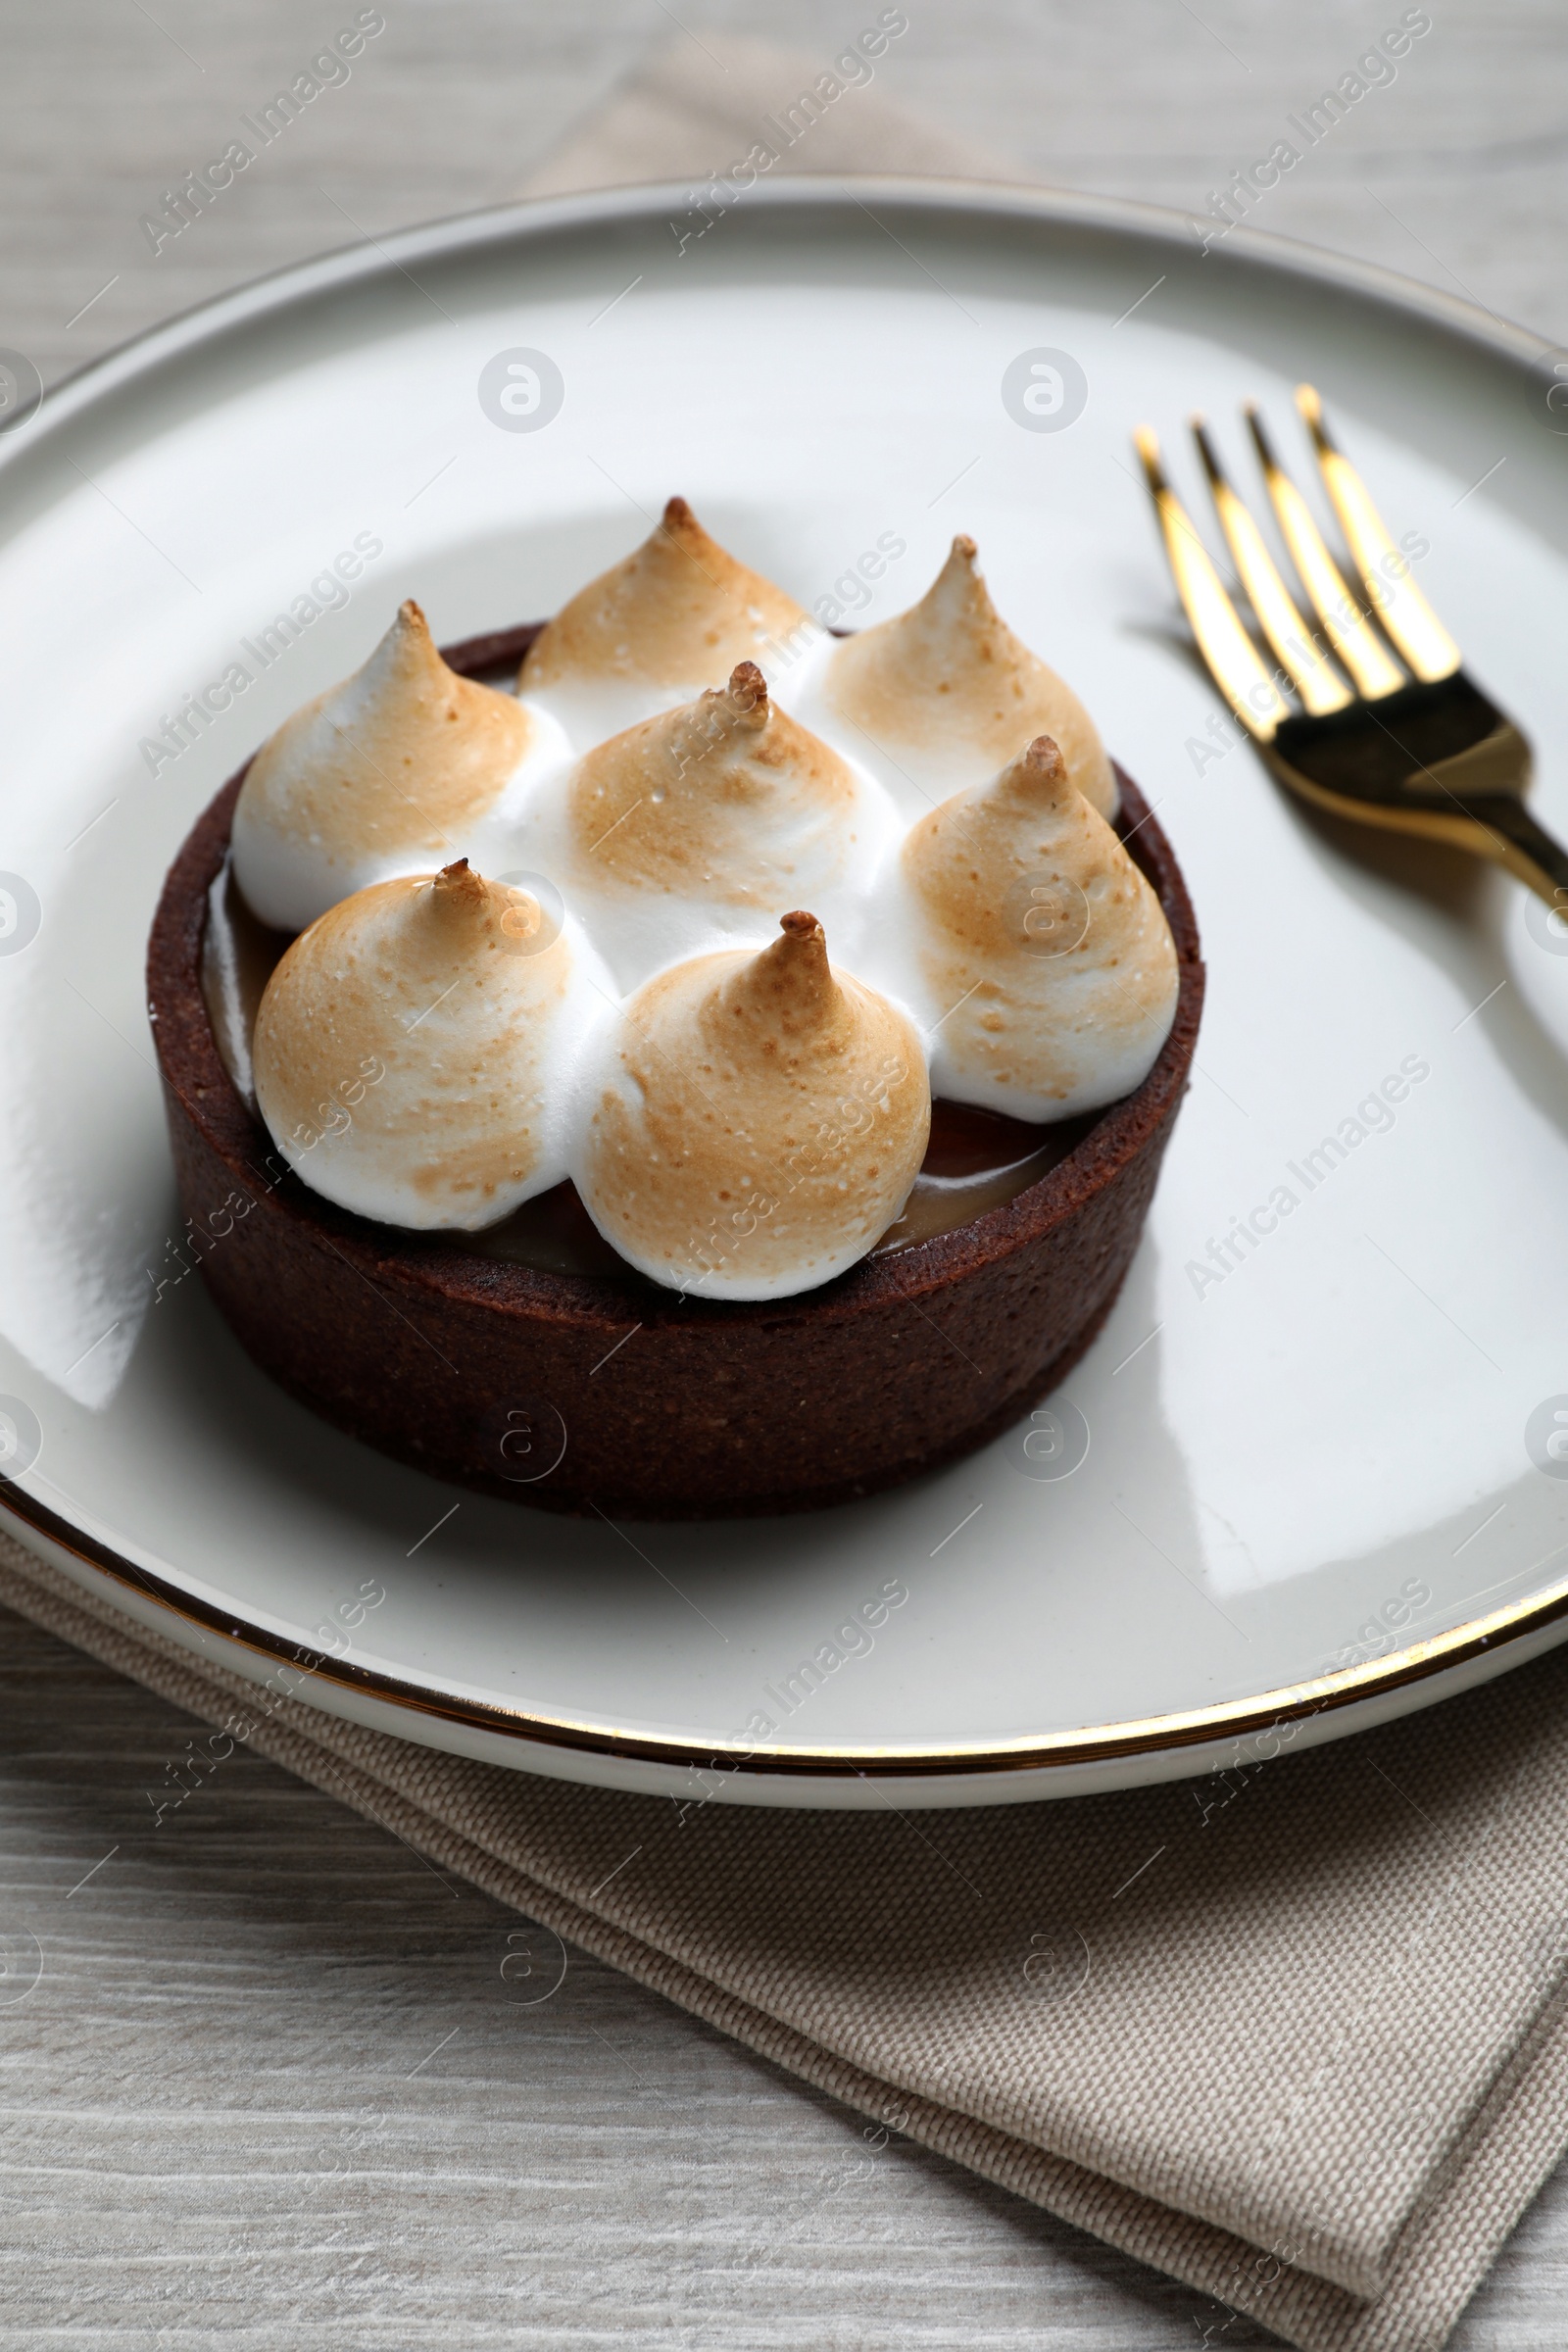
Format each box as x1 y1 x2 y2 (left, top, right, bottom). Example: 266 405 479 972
147 624 1203 1518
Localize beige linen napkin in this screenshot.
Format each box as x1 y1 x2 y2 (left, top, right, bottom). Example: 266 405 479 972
6 1526 1568 2352
10 36 1568 2349
519 32 999 199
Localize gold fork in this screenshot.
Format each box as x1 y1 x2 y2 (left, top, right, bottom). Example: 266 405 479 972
1135 385 1568 908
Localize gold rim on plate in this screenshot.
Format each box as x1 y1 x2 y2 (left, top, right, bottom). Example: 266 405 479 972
7 1479 1565 1781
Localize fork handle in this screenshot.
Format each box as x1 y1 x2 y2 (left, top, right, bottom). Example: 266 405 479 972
1464 799 1568 909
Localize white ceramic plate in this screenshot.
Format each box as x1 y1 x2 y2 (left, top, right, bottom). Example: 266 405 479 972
3 181 1567 1810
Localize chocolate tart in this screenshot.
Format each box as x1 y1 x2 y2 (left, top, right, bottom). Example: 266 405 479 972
147 623 1203 1519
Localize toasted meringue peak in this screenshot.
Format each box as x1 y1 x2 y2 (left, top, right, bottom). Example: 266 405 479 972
518 658 901 990
520 498 810 705
901 734 1178 1119
820 537 1118 818
996 730 1070 808
564 661 863 904
232 601 542 932
430 854 486 911
577 912 930 1299
253 859 602 1231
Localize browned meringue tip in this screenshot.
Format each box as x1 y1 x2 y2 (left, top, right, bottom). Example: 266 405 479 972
1022 733 1068 782
915 533 1002 628
996 732 1073 808
737 908 837 1027
397 596 429 630
659 495 716 562
654 498 763 600
727 660 768 719
940 534 993 601
431 856 485 909
523 494 808 696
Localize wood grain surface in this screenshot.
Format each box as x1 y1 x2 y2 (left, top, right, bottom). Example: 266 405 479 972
3 3 1568 2342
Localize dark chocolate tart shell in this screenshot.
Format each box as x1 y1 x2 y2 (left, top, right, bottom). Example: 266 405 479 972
147 624 1203 1519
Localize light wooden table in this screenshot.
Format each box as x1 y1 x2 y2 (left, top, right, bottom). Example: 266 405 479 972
3 4 1567 2342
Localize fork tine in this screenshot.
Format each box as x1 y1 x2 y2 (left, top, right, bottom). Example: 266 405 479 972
1246 407 1407 701
1191 417 1352 718
1295 385 1462 682
1133 427 1291 740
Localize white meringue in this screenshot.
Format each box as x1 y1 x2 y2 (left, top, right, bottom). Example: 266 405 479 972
519 497 818 748
520 662 899 991
900 735 1178 1120
813 536 1119 821
229 513 1178 1297
233 601 556 932
253 859 609 1231
576 911 930 1299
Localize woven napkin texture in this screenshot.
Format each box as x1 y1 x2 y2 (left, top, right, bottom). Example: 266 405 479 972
10 34 1567 2348
6 1529 1568 2352
517 32 998 198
